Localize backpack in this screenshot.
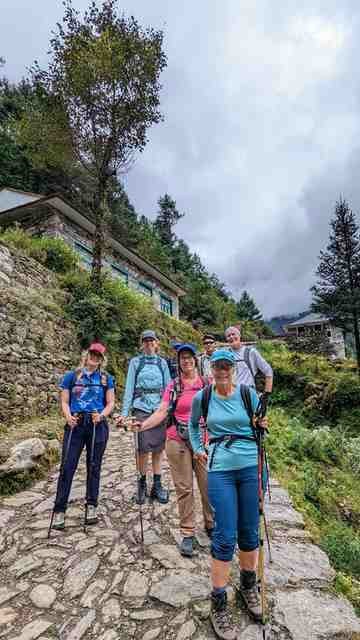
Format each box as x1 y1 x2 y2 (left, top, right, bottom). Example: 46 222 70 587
168 376 207 443
67 369 111 405
201 383 255 432
132 355 166 399
235 346 266 392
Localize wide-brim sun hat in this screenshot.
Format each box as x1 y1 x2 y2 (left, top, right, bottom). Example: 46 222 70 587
210 349 235 365
176 343 197 356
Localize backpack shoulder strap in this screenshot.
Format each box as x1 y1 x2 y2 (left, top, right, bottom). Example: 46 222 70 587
201 384 212 424
240 384 254 423
133 355 146 389
157 356 166 389
243 346 256 379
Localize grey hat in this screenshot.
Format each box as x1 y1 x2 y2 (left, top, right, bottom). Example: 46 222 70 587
141 329 157 341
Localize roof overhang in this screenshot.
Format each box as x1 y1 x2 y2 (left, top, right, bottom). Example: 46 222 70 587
0 192 186 297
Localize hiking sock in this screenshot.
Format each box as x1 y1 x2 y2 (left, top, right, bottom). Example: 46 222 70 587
153 473 161 484
212 587 226 598
240 569 256 590
140 474 146 485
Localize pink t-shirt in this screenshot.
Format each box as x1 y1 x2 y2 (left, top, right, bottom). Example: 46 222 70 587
163 376 205 443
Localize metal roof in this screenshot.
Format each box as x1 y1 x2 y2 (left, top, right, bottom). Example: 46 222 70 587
0 188 41 212
0 188 186 297
285 312 330 327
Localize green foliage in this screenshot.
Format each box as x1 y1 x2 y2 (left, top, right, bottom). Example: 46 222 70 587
154 194 184 248
0 228 79 273
322 522 360 578
236 290 262 321
287 332 336 357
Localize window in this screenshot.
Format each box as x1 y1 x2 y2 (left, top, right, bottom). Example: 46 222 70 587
138 281 153 297
74 241 93 267
160 294 173 316
111 263 128 285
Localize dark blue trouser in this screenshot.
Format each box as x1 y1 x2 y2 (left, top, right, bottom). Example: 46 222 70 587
208 465 259 562
54 415 109 513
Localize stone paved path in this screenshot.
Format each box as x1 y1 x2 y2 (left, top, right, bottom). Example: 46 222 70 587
1 426 360 640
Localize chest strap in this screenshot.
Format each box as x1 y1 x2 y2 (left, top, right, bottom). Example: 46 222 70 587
133 387 163 398
208 433 257 469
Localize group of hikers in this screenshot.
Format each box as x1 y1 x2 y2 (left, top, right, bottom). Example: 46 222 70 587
52 326 273 640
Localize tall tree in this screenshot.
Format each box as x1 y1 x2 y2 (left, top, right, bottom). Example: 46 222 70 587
18 0 166 287
236 290 263 321
311 198 360 373
154 194 183 248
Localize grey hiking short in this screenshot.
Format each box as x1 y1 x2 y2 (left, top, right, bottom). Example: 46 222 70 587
132 409 166 454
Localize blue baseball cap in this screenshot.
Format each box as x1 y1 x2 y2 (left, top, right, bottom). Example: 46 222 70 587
176 342 197 356
210 349 235 365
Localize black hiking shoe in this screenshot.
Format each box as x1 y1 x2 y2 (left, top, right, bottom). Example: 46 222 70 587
237 570 262 621
180 536 194 557
135 478 147 505
150 479 169 504
210 590 237 640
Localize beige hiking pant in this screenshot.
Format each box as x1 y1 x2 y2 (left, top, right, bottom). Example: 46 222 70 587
166 438 214 537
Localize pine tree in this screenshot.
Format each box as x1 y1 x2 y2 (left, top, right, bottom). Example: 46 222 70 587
154 194 183 248
236 290 263 321
311 198 360 373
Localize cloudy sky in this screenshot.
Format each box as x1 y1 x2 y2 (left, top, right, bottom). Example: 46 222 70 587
2 1 360 317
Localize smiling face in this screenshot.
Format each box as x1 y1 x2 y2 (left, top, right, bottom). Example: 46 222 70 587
142 337 157 356
179 349 196 375
211 359 234 386
226 329 241 350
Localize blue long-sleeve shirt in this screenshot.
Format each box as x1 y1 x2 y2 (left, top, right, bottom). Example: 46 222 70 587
189 385 259 471
121 355 171 417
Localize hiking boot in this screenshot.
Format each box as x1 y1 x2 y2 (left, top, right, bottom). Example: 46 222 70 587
180 536 194 557
210 590 237 640
135 478 147 505
150 478 169 504
85 505 98 525
52 512 65 530
237 570 262 621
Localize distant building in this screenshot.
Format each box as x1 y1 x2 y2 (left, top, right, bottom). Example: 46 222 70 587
284 312 345 359
0 188 186 319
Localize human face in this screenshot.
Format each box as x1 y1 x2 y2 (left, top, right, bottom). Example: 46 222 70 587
179 350 196 375
203 339 216 356
142 338 157 355
211 360 234 387
86 350 103 370
226 330 241 350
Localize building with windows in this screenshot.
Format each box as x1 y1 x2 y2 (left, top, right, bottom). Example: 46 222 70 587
284 312 346 358
0 188 185 318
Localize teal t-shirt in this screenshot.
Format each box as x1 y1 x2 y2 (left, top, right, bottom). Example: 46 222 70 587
189 385 259 472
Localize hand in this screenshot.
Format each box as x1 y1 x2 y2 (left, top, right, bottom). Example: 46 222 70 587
114 415 125 428
127 419 142 432
92 412 103 425
257 416 268 430
194 451 208 463
67 415 78 429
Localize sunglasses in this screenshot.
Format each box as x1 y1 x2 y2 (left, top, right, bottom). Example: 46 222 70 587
212 361 233 370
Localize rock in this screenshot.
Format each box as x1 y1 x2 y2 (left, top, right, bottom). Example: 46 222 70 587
193 601 210 620
3 490 45 507
130 609 165 621
66 610 96 640
63 556 100 598
29 585 56 609
98 632 119 640
169 611 188 626
0 606 17 626
143 530 161 545
102 598 122 623
81 579 107 607
150 571 209 608
75 538 97 553
33 548 68 560
9 554 43 578
9 619 53 640
0 441 46 476
142 629 161 640
176 620 196 640
265 487 292 507
0 509 15 526
266 542 335 588
149 544 195 570
266 503 304 529
274 588 360 640
123 571 149 599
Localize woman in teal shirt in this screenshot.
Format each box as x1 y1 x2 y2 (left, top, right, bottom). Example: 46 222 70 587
189 349 268 640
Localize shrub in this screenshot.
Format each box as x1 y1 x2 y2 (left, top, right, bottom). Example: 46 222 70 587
321 521 360 578
0 227 79 273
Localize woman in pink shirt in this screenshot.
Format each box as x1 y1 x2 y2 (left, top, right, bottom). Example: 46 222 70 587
134 343 213 558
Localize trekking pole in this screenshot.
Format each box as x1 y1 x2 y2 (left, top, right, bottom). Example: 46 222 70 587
134 427 145 554
84 416 96 534
257 428 267 640
48 425 74 539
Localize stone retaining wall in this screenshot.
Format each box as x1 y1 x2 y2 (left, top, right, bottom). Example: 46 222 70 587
0 244 79 424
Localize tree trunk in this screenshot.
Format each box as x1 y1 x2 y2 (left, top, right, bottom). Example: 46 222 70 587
91 179 108 290
352 312 360 376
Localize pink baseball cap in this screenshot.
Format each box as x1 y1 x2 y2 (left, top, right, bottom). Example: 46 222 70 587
88 342 106 355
